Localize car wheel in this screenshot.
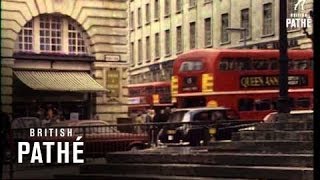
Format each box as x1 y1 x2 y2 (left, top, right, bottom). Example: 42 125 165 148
130 145 141 151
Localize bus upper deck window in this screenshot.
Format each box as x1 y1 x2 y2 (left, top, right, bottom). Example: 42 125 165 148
252 60 269 70
270 59 279 70
220 58 235 71
238 58 251 70
194 61 203 70
297 60 309 70
219 60 228 70
179 61 204 72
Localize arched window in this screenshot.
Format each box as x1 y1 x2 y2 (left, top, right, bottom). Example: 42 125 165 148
17 21 33 52
15 15 89 55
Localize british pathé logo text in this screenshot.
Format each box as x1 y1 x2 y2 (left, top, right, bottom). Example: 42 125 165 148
286 0 312 29
295 0 307 11
18 128 84 164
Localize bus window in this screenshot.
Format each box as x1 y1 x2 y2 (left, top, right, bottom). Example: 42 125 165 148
238 58 251 70
252 60 269 70
179 61 204 72
288 60 296 70
238 98 254 111
297 60 309 70
220 58 236 71
270 59 279 70
289 97 295 108
295 98 310 108
255 99 271 111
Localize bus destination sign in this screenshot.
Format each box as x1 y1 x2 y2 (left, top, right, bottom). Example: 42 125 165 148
240 75 308 88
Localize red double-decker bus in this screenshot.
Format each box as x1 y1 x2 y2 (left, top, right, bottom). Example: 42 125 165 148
128 81 173 114
171 49 313 120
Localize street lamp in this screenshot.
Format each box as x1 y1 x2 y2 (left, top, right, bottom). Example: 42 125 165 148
226 27 247 48
278 0 290 122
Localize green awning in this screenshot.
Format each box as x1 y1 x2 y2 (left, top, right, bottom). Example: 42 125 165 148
14 71 108 92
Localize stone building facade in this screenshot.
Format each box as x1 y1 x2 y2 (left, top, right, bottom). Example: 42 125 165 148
1 0 129 122
128 0 313 85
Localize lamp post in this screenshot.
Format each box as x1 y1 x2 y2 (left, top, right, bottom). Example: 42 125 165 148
226 27 247 48
277 0 290 122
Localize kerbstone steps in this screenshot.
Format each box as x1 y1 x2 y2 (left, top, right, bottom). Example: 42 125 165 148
104 152 313 167
232 130 313 141
55 174 250 180
76 163 312 180
208 141 312 154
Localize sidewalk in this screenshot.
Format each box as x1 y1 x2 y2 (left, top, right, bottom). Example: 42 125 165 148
2 158 105 179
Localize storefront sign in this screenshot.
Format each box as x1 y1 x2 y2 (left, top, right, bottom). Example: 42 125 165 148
106 70 120 97
240 75 308 88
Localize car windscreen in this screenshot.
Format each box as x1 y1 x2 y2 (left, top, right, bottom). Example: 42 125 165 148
168 110 189 122
291 113 313 120
192 110 227 122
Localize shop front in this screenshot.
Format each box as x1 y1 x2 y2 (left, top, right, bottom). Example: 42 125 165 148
13 70 108 120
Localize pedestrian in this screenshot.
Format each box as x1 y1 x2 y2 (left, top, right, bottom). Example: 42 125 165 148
0 111 11 179
135 112 144 133
145 109 155 145
145 109 154 123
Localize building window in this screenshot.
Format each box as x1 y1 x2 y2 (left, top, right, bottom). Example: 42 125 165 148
130 42 135 66
137 8 142 27
189 22 196 49
165 30 171 55
240 8 250 40
176 26 183 53
189 0 196 8
204 18 212 47
17 21 33 51
68 22 87 54
138 39 142 64
16 15 89 55
146 3 150 24
221 13 229 43
39 16 62 52
154 0 160 20
287 0 298 30
130 11 134 29
263 3 274 35
155 33 160 59
165 0 171 16
146 36 151 62
176 0 182 13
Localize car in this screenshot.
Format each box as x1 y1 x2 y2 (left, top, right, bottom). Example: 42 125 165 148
11 117 43 129
157 107 238 146
239 110 313 131
263 110 313 123
12 120 150 160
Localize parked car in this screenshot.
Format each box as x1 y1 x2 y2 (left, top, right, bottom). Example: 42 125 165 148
263 110 313 123
12 120 150 161
11 117 42 129
239 110 313 131
157 107 241 146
